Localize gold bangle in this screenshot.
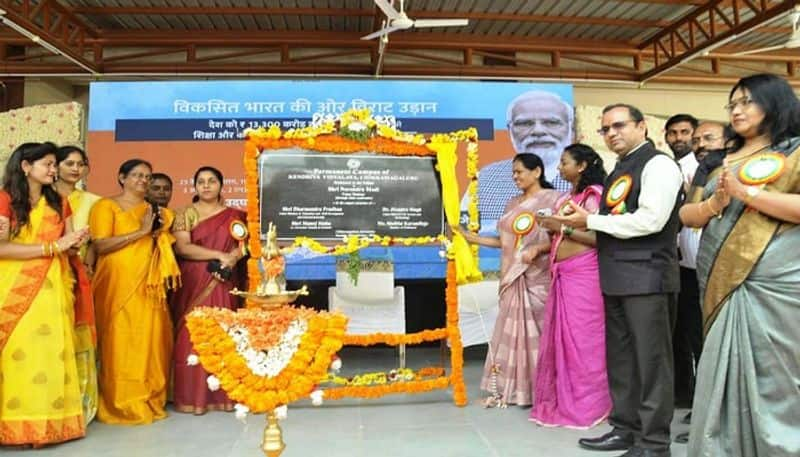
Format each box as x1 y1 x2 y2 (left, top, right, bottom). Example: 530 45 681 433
700 200 711 217
52 241 60 256
704 199 719 217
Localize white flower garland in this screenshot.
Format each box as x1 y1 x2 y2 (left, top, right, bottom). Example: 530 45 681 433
225 318 309 378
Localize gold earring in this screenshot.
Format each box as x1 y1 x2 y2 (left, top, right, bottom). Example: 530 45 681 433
24 170 29 177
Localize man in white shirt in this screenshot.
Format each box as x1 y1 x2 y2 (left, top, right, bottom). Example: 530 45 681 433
665 114 698 161
554 104 683 457
664 114 700 411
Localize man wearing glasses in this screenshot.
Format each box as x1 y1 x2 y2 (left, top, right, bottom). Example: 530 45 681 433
553 104 683 457
691 121 726 163
468 91 572 233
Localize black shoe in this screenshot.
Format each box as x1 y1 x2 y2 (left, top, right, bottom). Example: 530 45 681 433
681 412 691 424
674 432 689 443
639 449 671 457
614 448 671 457
578 431 634 451
614 448 643 457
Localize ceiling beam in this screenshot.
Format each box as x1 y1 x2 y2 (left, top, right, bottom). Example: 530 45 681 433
78 30 641 54
0 0 98 73
388 49 469 66
102 48 186 63
291 49 367 64
637 0 798 82
21 0 99 37
67 6 671 29
194 48 282 63
1 24 798 84
623 0 705 4
1 59 797 87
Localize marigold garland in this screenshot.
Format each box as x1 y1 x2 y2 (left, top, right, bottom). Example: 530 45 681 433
244 140 262 307
246 133 432 157
288 234 448 257
343 329 448 347
324 377 451 401
446 260 468 406
242 109 472 407
186 306 347 413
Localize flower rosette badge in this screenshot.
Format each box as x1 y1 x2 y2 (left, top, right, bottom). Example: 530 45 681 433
605 174 633 215
511 212 536 250
185 306 348 416
738 152 786 186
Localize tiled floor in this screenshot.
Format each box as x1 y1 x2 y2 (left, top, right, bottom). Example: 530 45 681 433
5 346 690 457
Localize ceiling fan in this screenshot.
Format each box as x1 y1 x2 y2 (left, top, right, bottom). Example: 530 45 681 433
361 0 469 41
733 5 800 56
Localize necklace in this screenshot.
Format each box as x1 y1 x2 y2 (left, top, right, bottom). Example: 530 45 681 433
726 143 771 165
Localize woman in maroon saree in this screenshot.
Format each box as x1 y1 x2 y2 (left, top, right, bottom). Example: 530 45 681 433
170 166 246 414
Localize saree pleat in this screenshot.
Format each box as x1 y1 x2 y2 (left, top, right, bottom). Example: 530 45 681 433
67 189 100 425
689 139 800 457
479 190 559 406
90 198 178 425
170 207 246 414
0 195 85 445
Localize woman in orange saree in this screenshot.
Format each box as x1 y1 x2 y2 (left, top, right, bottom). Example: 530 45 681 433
54 145 100 425
171 166 246 414
90 159 180 425
0 142 91 446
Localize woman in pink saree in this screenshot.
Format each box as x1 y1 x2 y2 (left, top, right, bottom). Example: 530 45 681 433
460 153 560 407
170 167 247 414
531 144 611 428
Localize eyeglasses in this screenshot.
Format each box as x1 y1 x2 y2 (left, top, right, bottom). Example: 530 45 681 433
691 134 722 146
724 96 754 113
597 120 636 136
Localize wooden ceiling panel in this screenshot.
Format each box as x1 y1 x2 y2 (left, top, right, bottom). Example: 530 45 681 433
0 0 795 86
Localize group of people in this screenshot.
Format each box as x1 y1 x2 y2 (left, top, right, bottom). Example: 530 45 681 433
0 146 247 447
463 73 799 457
1 73 798 457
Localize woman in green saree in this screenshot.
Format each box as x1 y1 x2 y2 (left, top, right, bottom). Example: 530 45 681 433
679 73 800 457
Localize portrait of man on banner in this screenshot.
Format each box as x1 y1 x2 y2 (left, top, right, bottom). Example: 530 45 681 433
463 90 574 234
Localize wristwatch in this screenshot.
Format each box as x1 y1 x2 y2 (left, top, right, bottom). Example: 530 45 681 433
743 186 761 205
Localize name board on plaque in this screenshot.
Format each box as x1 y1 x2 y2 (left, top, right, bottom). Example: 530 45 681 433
259 149 444 240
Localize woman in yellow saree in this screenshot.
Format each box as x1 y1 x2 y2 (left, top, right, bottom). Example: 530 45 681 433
0 142 91 446
54 145 101 426
90 159 180 425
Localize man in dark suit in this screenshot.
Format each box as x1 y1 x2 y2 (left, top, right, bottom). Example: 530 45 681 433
553 104 683 457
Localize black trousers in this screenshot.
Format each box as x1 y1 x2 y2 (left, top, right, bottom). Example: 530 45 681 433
673 267 704 407
605 293 676 451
